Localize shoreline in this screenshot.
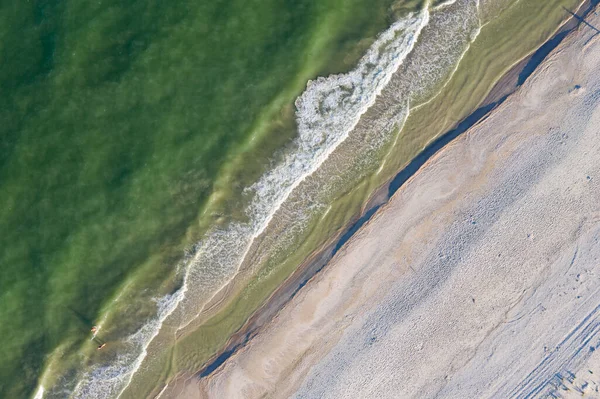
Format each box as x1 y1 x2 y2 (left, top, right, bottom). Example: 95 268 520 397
190 0 599 382
189 3 600 396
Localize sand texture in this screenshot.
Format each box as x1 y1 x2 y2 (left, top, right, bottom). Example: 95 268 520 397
169 10 600 399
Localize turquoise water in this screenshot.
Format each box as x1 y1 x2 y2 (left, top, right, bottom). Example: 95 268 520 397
0 0 410 396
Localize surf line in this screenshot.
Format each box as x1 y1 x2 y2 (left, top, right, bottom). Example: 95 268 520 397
195 0 599 380
111 5 433 399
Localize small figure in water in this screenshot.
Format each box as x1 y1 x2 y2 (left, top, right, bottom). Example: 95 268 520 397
97 343 106 350
91 326 97 333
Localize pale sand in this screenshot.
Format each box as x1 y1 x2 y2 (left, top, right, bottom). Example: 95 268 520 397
169 10 600 399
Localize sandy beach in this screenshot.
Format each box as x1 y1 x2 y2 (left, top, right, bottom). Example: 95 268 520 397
163 6 600 399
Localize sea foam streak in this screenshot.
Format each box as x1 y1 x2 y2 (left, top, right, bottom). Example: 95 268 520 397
63 8 431 399
33 386 44 399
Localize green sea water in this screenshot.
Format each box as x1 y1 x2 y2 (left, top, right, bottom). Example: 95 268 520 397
0 0 416 397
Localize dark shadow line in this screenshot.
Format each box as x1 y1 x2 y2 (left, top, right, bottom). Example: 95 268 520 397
198 332 253 377
331 94 504 258
563 6 600 34
518 30 571 85
333 205 381 255
386 98 504 198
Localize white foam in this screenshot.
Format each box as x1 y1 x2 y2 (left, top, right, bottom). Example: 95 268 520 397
433 0 459 10
33 385 44 399
69 292 183 398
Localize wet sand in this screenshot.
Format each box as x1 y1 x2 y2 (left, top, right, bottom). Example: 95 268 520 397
165 6 600 399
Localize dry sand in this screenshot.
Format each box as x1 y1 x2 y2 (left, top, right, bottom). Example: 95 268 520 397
167 10 600 399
